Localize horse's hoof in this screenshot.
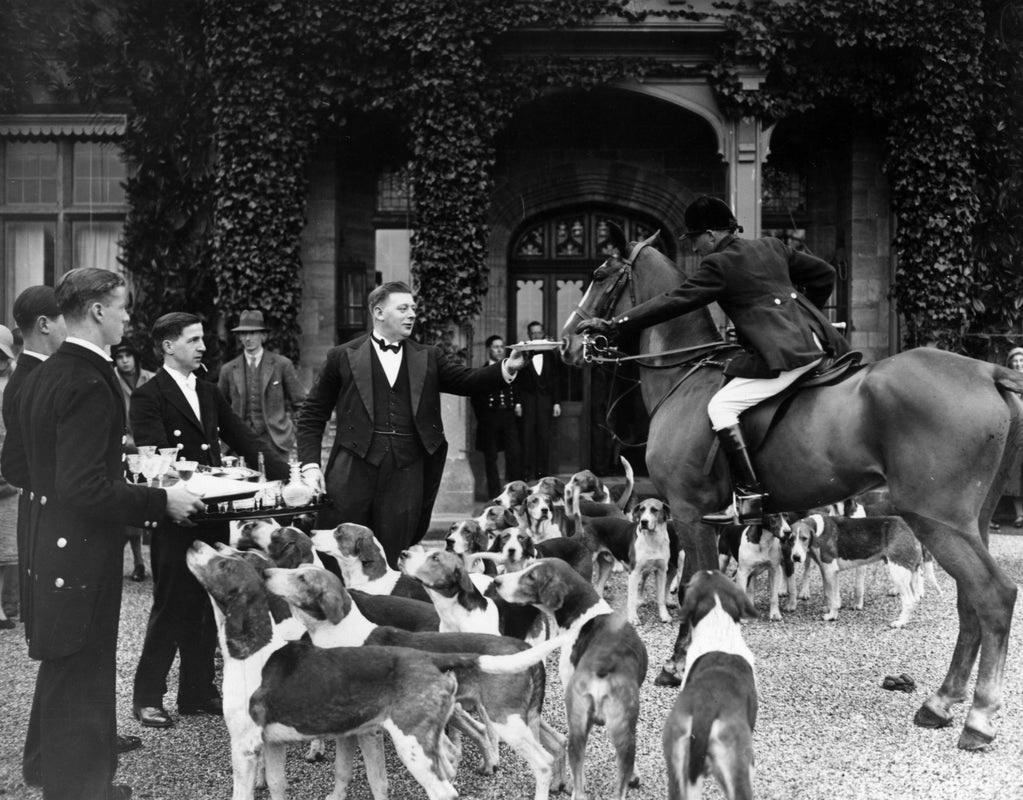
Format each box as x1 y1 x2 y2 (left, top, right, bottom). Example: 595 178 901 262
654 668 682 687
914 704 953 729
958 726 995 751
628 776 641 788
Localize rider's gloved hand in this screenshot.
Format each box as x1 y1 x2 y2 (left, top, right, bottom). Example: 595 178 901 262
577 317 619 338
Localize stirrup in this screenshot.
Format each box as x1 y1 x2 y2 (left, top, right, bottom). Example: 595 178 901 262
701 502 738 525
734 490 766 524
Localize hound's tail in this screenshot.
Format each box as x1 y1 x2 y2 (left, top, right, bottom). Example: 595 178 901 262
475 632 568 674
616 456 635 512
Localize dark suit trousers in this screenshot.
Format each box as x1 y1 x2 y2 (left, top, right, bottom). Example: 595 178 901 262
521 393 555 479
33 581 121 800
320 448 425 568
132 523 225 708
478 409 522 498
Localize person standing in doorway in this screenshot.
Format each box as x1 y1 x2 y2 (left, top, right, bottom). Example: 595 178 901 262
471 335 522 499
218 310 307 459
516 320 563 479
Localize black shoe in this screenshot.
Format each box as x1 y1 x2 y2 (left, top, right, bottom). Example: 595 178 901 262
133 705 173 728
129 564 146 582
117 734 143 754
178 696 222 716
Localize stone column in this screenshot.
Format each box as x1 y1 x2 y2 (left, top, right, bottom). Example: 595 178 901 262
729 116 765 239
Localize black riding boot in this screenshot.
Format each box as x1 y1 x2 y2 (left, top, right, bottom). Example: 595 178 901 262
701 424 767 525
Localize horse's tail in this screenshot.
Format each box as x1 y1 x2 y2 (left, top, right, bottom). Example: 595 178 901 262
994 365 1023 395
615 456 635 512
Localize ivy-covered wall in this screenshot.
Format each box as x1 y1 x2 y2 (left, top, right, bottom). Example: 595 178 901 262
26 0 1023 356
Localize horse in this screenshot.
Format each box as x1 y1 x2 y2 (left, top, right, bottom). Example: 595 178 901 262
560 225 1023 751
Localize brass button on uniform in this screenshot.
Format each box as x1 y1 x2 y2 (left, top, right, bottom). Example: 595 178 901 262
774 298 781 305
39 496 47 505
54 578 64 588
56 538 67 548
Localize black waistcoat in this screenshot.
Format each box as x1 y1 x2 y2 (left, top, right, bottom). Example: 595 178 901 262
366 350 422 467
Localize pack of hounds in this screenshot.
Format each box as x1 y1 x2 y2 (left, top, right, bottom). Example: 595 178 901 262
186 456 942 800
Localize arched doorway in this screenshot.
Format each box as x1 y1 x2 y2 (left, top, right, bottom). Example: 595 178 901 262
508 205 676 475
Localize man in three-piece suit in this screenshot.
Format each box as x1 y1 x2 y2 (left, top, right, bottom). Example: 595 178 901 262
297 281 526 565
130 313 289 730
14 269 204 800
516 320 564 479
217 309 307 457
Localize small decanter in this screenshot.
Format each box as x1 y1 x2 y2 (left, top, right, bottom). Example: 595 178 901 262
281 459 314 507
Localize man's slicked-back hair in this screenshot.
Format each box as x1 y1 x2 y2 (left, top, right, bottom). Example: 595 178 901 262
55 268 126 321
367 281 413 312
485 334 504 348
151 312 202 349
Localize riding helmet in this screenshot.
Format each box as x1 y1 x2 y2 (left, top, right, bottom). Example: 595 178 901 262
680 196 740 237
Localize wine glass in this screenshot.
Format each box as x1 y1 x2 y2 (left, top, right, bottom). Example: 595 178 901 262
140 454 162 488
175 460 198 492
126 454 143 485
137 445 157 458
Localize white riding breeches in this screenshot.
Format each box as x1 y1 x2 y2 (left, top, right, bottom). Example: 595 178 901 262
708 356 823 430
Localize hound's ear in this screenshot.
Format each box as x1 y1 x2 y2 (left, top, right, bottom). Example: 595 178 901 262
660 503 671 522
535 567 569 611
631 504 642 523
457 563 476 595
473 528 490 552
677 586 699 627
726 582 758 621
318 581 352 625
503 509 518 529
605 221 628 257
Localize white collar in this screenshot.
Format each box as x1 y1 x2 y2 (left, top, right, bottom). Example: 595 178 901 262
21 349 48 362
371 330 405 348
66 336 112 362
245 347 264 364
162 364 196 389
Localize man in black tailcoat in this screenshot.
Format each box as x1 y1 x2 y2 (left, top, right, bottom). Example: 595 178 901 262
297 281 525 565
17 269 205 800
516 320 564 479
130 312 289 730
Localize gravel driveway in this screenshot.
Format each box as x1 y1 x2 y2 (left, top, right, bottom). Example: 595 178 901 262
2 534 1023 800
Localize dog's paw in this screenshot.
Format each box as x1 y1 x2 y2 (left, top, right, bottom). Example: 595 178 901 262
658 610 671 623
769 609 782 621
822 612 838 622
629 776 641 788
654 667 682 687
627 615 641 627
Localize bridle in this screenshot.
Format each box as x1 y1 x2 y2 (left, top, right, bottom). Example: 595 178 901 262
571 236 736 447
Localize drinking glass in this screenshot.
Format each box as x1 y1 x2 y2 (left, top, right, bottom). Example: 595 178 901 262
137 445 157 458
140 454 161 488
175 460 198 492
126 454 143 485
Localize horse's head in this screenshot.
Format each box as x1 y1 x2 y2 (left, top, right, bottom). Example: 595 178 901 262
560 222 672 365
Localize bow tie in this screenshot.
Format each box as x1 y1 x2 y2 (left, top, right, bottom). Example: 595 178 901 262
373 336 402 354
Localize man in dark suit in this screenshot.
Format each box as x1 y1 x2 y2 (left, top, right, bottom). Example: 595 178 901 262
16 269 205 800
516 320 564 480
130 312 289 729
578 196 847 523
217 309 307 457
297 281 525 565
471 335 522 498
2 285 69 787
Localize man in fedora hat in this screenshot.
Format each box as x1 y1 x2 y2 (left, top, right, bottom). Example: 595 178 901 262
218 309 307 458
578 195 848 524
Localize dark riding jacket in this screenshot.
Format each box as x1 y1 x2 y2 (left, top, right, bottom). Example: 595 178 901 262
614 235 848 378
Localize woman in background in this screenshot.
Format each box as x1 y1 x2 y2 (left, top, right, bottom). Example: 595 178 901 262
112 342 156 581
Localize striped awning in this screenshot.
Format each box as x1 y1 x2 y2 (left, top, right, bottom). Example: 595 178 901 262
0 114 126 138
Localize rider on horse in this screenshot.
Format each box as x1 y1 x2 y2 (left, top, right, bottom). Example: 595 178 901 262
577 196 848 524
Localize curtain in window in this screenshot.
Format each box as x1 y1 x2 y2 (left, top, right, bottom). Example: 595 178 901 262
73 221 123 271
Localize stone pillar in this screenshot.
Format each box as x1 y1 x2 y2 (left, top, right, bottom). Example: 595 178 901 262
728 116 765 239
299 149 338 386
433 322 477 516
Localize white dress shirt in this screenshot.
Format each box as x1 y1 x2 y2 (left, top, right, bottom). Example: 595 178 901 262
532 352 544 375
246 347 264 371
372 335 403 387
66 336 112 362
163 365 202 422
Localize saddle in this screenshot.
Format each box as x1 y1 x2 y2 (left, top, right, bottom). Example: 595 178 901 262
740 350 865 454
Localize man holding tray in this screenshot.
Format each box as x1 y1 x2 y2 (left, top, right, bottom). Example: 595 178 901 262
129 312 289 731
298 281 526 565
